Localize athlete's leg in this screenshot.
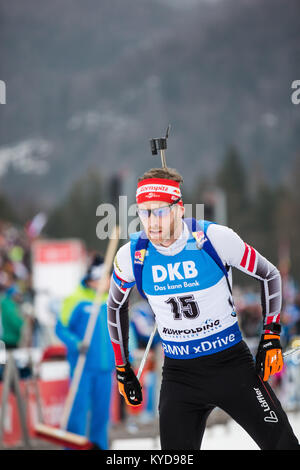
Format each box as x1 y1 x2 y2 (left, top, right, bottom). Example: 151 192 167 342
159 375 213 450
215 342 299 450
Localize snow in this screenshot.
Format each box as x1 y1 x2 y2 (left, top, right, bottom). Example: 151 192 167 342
111 412 300 450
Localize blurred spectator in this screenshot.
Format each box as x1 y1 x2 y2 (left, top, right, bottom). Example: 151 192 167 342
239 303 262 339
284 336 300 410
295 295 300 335
0 220 38 354
281 293 300 347
0 221 32 295
55 254 115 450
0 284 25 349
130 300 160 351
235 290 262 357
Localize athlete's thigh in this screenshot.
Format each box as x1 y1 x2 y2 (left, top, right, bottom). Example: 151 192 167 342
218 357 299 450
159 377 213 450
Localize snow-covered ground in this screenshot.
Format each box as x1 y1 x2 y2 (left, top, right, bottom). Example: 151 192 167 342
111 412 300 450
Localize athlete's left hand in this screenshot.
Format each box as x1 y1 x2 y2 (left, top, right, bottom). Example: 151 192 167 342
255 334 283 381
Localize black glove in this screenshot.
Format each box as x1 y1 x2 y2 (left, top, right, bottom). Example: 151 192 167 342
255 334 283 381
116 363 143 407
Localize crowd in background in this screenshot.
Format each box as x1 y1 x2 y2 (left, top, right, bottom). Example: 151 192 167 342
0 221 35 350
0 220 300 414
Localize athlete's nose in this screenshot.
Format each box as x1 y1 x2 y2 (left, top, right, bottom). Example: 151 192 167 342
149 212 161 227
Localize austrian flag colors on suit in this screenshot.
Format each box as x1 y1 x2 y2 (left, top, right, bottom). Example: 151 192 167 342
238 242 282 332
128 224 241 360
240 242 257 272
107 220 282 365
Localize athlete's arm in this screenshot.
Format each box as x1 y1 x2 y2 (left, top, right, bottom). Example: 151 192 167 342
107 242 135 366
207 223 282 335
207 223 283 380
107 242 143 405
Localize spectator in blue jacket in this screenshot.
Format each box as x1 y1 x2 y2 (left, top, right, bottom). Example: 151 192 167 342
55 254 115 450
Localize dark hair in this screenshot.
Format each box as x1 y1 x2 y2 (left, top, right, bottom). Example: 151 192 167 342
137 167 183 184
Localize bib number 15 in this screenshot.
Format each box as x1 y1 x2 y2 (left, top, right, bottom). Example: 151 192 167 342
165 294 200 320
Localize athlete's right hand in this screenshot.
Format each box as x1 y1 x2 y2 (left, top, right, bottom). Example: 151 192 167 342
116 363 143 407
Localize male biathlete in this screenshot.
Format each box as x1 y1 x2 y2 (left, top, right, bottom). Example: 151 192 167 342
107 167 299 450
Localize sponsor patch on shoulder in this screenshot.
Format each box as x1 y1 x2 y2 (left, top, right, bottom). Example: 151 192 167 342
192 230 207 249
134 249 146 265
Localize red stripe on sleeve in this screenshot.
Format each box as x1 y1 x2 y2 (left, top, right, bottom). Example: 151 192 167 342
112 342 124 366
113 270 129 292
240 243 249 268
114 271 127 283
248 246 256 272
266 314 281 325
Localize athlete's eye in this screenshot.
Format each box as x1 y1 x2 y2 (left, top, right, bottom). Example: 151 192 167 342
137 205 171 219
137 198 181 220
137 209 149 219
152 206 172 218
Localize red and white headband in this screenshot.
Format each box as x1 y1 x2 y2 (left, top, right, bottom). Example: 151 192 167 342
136 178 183 206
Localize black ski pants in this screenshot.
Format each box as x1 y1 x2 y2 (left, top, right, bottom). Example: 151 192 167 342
159 341 299 450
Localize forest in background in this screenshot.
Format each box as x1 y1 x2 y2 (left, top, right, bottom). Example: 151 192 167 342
0 0 299 283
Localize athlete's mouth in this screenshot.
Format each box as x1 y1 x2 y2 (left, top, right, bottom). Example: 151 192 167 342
149 229 162 236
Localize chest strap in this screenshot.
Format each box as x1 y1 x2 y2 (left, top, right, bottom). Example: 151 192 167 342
133 218 232 300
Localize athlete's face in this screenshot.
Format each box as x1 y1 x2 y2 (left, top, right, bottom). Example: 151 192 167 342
137 200 185 246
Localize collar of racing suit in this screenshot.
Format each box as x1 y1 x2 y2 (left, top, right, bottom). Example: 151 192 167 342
150 220 189 256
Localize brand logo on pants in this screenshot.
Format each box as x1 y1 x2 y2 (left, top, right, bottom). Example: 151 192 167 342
253 387 278 423
264 411 278 423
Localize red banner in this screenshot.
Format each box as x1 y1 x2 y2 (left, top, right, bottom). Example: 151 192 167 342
0 373 147 447
33 241 85 264
0 378 69 447
0 377 127 447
